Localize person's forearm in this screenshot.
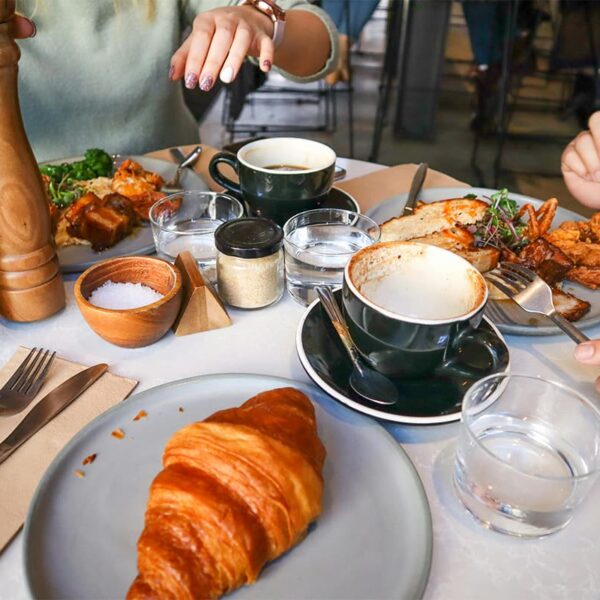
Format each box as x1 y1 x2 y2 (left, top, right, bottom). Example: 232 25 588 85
274 10 331 76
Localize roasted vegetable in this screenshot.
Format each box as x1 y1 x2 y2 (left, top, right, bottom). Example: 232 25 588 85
472 189 529 251
40 148 113 208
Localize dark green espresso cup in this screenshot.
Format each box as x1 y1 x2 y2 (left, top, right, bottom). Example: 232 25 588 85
342 241 504 380
209 137 336 225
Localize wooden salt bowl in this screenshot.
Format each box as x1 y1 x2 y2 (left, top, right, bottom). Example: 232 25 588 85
74 256 182 348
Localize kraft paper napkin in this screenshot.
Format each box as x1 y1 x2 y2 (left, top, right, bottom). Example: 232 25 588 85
335 163 468 213
0 347 137 552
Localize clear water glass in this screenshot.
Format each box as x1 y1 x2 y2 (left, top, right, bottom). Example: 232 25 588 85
283 208 380 306
149 191 244 282
454 374 600 537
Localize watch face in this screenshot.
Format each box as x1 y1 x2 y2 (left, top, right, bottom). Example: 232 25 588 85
253 0 286 21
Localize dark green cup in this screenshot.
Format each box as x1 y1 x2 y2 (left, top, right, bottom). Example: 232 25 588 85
342 241 503 380
209 137 336 225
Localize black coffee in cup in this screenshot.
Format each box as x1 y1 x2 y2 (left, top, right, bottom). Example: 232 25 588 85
264 164 310 172
209 138 336 225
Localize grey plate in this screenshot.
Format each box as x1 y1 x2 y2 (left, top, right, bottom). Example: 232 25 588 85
367 186 597 337
23 373 432 600
48 155 208 273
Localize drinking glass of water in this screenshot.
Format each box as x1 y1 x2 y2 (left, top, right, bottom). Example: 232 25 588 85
283 208 380 305
454 373 600 537
149 191 244 282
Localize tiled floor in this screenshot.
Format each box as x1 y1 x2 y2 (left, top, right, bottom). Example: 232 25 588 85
199 2 590 215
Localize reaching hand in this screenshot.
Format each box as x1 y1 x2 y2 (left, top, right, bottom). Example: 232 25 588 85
574 340 600 391
170 6 274 92
7 14 36 39
562 112 600 209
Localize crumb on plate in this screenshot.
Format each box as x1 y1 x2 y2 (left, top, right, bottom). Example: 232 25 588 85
133 410 148 421
75 470 85 478
82 453 97 466
111 428 125 439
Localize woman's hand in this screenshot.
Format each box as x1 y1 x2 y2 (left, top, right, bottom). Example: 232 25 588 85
561 112 600 209
575 340 600 391
7 14 36 39
170 6 274 92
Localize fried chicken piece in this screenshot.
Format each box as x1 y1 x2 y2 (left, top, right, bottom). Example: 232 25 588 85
111 159 165 220
65 192 137 251
127 189 166 221
545 218 600 267
518 238 573 285
112 159 164 196
566 267 600 290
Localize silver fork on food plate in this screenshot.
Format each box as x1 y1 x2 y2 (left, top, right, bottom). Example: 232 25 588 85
485 263 589 344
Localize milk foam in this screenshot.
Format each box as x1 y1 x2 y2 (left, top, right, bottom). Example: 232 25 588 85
358 251 481 320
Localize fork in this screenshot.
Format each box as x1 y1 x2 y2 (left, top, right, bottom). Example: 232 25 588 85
162 146 202 193
485 263 589 344
0 348 56 416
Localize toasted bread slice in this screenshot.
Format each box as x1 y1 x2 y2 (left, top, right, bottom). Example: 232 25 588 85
409 228 500 272
380 199 488 242
454 247 500 273
410 227 475 250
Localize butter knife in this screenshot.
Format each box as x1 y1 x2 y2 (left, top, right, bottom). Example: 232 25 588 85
0 364 108 465
403 162 428 216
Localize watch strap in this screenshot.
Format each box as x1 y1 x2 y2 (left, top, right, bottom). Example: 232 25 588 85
239 0 286 48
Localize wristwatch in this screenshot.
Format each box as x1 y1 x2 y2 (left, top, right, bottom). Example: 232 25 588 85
238 0 286 48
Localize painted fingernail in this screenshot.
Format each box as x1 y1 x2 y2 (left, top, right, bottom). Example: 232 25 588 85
220 67 234 84
168 64 175 80
262 59 272 70
185 72 198 89
30 21 37 38
199 74 214 92
575 343 595 360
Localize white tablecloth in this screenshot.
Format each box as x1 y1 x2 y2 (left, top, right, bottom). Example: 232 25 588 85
1 159 599 600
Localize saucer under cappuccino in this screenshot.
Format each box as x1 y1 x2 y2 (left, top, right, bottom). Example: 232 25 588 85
342 242 500 379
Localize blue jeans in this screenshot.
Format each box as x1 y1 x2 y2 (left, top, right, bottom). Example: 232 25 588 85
462 1 508 66
321 0 380 41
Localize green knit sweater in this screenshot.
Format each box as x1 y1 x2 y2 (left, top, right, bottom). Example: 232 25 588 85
16 0 338 162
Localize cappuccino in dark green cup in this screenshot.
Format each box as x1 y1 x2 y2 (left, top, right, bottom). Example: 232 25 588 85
342 241 504 380
209 137 336 225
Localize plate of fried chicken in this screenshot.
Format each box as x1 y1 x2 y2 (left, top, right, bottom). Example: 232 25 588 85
367 187 600 336
41 152 208 273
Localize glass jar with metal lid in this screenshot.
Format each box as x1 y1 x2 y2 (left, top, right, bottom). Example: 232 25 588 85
215 217 284 309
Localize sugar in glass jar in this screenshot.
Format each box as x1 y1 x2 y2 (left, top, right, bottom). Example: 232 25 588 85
215 218 284 309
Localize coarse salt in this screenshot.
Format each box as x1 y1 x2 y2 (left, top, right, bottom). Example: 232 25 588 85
88 280 164 310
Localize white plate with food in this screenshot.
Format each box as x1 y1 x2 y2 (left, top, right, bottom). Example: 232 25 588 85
367 186 600 336
24 374 432 600
41 151 208 273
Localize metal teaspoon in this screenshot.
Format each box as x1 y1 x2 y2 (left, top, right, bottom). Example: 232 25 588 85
316 286 398 406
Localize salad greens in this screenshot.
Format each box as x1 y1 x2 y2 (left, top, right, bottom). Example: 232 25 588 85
40 148 113 208
471 188 528 251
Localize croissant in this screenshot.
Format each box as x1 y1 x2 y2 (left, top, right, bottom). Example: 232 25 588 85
127 387 326 600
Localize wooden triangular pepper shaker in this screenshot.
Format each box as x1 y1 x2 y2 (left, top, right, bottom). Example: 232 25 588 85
0 0 65 321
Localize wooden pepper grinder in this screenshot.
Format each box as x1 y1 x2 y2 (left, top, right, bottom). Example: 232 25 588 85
0 0 65 322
